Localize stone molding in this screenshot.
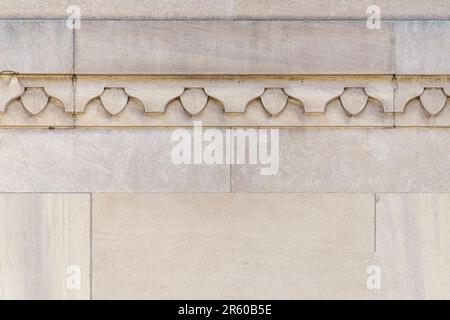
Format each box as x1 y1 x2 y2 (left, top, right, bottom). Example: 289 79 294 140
0 74 449 127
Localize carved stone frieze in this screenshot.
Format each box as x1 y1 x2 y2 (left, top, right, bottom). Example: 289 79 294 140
0 75 449 127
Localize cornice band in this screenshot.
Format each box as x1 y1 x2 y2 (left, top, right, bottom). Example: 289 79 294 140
0 75 449 128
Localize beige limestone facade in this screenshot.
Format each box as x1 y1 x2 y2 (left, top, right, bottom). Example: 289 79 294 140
1 1 450 300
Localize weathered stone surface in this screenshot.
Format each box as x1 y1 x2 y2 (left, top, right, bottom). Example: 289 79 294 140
0 129 229 192
232 128 450 192
395 21 450 75
0 20 73 74
2 19 450 78
0 193 90 300
75 21 393 75
376 193 450 299
0 0 448 19
92 193 374 299
0 0 234 19
235 0 450 20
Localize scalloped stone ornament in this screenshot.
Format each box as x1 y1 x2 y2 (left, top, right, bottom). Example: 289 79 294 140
20 87 49 115
444 86 450 97
419 88 447 115
339 88 368 116
260 88 288 116
100 88 129 115
205 86 264 113
0 75 24 112
180 88 208 116
285 86 344 113
42 78 74 113
125 86 184 113
74 80 105 113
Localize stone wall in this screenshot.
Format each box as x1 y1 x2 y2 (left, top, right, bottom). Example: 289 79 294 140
1 1 450 299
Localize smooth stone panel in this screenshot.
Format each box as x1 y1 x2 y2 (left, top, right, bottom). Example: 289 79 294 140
0 20 73 74
75 21 393 75
235 0 450 20
395 21 450 75
93 193 375 299
0 129 229 192
0 194 90 300
0 0 448 19
0 0 234 19
376 194 450 299
232 128 450 192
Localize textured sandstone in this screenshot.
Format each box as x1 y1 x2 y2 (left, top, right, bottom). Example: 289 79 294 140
92 193 374 299
0 194 90 300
